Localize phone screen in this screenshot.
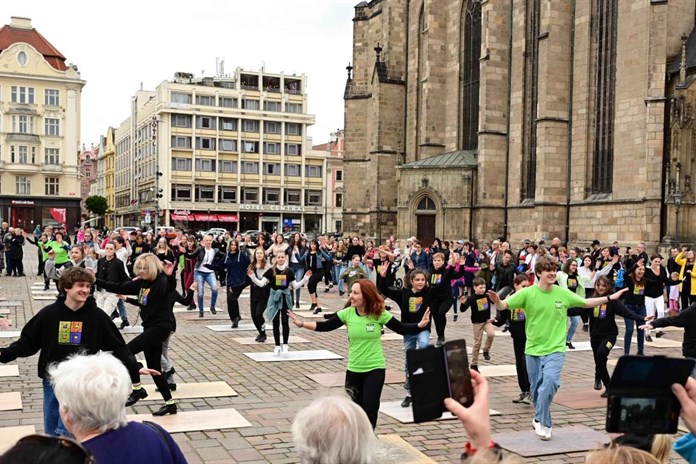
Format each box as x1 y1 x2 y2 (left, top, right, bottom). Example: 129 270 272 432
443 340 474 407
609 396 676 434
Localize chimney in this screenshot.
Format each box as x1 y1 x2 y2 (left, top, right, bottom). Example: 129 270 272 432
10 17 32 30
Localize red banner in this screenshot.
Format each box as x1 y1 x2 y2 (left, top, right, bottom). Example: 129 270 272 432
49 208 66 224
216 214 238 223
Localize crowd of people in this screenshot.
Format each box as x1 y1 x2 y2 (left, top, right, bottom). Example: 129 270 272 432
2 222 696 462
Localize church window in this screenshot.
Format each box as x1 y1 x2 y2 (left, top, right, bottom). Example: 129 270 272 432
461 1 481 150
522 0 540 201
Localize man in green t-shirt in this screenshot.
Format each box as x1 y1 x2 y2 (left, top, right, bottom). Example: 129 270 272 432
488 255 627 441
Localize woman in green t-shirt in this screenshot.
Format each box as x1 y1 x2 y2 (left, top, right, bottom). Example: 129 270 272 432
289 279 430 429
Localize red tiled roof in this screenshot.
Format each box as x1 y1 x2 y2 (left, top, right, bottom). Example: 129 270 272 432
0 24 67 71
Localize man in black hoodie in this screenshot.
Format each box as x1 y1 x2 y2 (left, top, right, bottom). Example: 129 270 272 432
641 303 696 359
0 267 148 437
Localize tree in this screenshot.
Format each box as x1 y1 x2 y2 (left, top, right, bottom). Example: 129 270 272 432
85 195 109 216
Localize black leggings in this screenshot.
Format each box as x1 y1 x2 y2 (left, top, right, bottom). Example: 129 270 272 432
128 325 173 401
251 297 266 335
307 271 323 295
345 368 385 430
591 335 616 389
322 265 332 285
432 298 453 339
227 285 246 322
272 302 290 345
682 286 695 312
511 332 530 392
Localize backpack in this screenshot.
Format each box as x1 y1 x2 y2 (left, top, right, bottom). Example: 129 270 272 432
614 268 625 289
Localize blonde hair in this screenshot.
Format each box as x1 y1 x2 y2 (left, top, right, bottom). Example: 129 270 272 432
133 253 164 281
650 435 672 464
586 445 661 464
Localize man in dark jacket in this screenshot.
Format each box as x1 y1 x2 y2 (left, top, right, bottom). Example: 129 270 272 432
493 249 517 298
642 303 696 359
0 267 147 436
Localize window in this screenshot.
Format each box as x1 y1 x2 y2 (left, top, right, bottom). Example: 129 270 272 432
460 0 481 150
242 99 260 110
172 158 192 171
264 163 280 175
335 220 342 232
15 176 30 194
218 186 237 203
243 120 259 132
305 190 323 206
44 148 60 165
264 101 281 112
286 123 300 136
45 177 59 195
12 115 33 134
18 146 28 164
171 184 192 200
522 0 540 200
242 141 258 153
264 188 280 204
417 197 437 210
195 137 216 150
592 0 618 195
11 86 34 104
195 185 215 202
242 187 259 202
286 103 302 114
220 118 237 131
242 162 259 174
335 193 343 208
285 143 301 156
263 142 280 155
285 189 301 205
171 136 192 149
171 114 192 128
219 160 237 173
44 89 60 106
170 93 192 104
85 168 91 177
195 159 216 172
285 164 301 176
219 97 237 108
336 170 343 181
305 165 322 177
219 139 237 152
195 95 215 106
45 118 60 136
196 116 216 129
264 121 280 134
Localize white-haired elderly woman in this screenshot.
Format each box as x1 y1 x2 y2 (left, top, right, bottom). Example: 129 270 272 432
49 352 187 464
292 393 376 464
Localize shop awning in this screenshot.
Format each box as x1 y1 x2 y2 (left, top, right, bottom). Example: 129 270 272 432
216 214 239 223
170 213 194 221
193 213 218 222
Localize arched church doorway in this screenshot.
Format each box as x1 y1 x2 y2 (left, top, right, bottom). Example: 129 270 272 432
416 196 436 245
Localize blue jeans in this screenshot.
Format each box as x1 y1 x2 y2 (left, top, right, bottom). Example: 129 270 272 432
624 303 646 355
566 316 580 343
526 352 565 428
194 270 218 313
334 264 344 293
290 264 304 303
117 298 128 321
43 379 71 437
403 329 431 392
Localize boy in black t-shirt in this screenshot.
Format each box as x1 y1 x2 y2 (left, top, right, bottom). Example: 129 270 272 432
459 277 496 371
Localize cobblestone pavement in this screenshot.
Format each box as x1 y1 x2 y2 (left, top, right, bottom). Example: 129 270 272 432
0 251 689 462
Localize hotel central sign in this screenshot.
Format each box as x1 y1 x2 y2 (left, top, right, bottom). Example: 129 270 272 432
239 204 311 213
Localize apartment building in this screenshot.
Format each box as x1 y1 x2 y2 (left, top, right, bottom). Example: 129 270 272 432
112 68 325 233
0 16 85 230
310 129 344 234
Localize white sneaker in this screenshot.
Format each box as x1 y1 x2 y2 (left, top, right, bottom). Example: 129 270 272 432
532 419 544 438
273 346 282 356
542 426 552 441
282 344 289 354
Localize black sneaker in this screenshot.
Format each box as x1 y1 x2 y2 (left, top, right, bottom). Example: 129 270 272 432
400 396 412 408
198 312 204 318
153 403 177 416
313 307 322 315
582 323 589 332
187 304 195 311
436 336 445 347
255 332 267 343
119 320 130 330
502 326 509 333
512 392 526 403
210 307 217 315
600 390 608 398
645 334 653 342
655 331 664 338
324 287 331 293
110 310 119 320
470 364 479 373
594 379 602 390
566 341 575 349
453 314 458 322
295 301 300 309
483 351 491 361
339 291 345 296
309 303 316 312
168 383 177 392
126 388 148 406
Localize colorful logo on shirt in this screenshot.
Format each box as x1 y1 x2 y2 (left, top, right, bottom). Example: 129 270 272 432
512 308 526 321
276 274 287 287
633 284 644 296
567 278 577 290
139 288 151 306
593 304 607 319
476 299 489 312
58 321 83 345
408 297 423 313
431 274 442 285
366 323 375 333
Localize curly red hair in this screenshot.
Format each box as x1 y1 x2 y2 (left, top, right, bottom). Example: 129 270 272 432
352 279 385 318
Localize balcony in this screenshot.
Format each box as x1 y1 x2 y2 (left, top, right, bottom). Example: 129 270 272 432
5 163 39 174
41 163 63 173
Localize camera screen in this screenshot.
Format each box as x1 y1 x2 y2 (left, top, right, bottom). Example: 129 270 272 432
617 397 672 433
445 344 473 406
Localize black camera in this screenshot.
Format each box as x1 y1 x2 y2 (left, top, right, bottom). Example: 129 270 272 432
606 355 695 434
406 339 474 423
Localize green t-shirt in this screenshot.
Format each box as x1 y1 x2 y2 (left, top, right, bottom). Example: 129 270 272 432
337 307 393 373
505 284 586 356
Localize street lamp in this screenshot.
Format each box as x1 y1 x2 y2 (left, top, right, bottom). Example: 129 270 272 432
665 160 690 247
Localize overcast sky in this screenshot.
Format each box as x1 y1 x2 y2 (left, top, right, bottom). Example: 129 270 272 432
9 0 355 146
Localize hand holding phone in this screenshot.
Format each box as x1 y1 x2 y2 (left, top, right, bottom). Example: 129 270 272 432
444 340 474 408
444 370 491 449
672 377 696 435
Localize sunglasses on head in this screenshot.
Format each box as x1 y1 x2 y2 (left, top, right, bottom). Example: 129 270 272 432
16 434 96 464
